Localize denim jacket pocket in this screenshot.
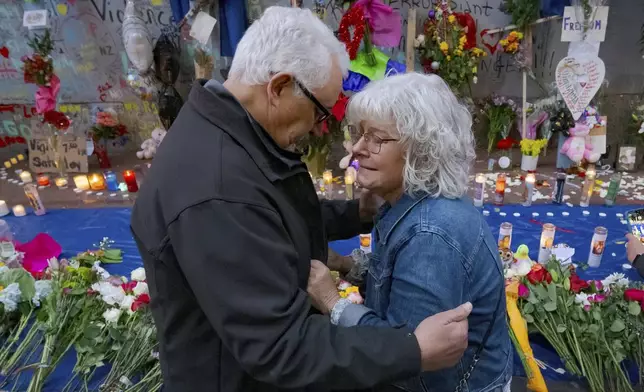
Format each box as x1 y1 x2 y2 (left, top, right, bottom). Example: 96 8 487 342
365 252 393 314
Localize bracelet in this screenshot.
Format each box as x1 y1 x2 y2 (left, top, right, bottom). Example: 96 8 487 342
330 298 353 325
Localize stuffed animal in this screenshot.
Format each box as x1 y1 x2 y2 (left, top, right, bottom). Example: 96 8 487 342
136 127 166 160
560 122 601 163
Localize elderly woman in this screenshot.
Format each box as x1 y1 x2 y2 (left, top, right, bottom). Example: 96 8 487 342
308 73 511 392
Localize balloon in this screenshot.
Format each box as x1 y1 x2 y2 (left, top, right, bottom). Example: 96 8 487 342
498 156 511 169
122 0 154 73
157 85 183 130
126 69 160 101
154 33 181 86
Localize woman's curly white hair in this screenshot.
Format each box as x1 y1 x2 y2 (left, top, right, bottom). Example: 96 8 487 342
346 73 475 199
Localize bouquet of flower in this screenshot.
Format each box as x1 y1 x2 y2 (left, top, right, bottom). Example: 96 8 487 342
519 139 548 157
416 4 486 93
330 271 363 304
21 30 54 87
90 110 128 142
482 95 520 153
500 30 524 54
73 237 123 267
626 104 644 146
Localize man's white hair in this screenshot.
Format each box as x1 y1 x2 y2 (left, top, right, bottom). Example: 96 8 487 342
347 73 476 199
228 6 350 92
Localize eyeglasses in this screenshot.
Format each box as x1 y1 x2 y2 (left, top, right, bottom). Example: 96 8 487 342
348 125 399 154
293 78 331 124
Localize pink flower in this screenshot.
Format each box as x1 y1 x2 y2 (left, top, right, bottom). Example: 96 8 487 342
594 281 603 291
583 304 591 312
591 294 606 303
96 112 117 127
518 283 530 298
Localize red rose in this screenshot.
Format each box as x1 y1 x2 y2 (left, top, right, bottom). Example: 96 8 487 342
121 281 137 294
526 265 551 285
624 289 644 302
131 293 151 312
496 137 517 150
570 274 590 293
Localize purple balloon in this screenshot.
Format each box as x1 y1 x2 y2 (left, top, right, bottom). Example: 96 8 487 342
428 10 435 19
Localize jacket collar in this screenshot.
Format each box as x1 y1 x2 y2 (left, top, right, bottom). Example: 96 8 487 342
187 79 306 181
375 193 430 245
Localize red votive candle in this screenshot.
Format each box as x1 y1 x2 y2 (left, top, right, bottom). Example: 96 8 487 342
37 174 50 186
123 170 139 192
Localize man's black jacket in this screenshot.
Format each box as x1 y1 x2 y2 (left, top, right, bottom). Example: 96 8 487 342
130 80 421 391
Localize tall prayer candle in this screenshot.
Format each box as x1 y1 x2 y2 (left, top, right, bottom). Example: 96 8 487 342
0 200 9 217
538 223 556 263
473 173 485 207
344 168 355 200
359 234 372 254
322 170 333 198
588 226 607 268
123 170 139 192
23 184 46 216
498 222 513 249
523 173 535 207
73 175 90 191
494 173 506 206
580 165 596 207
88 173 106 190
19 171 33 184
552 172 566 204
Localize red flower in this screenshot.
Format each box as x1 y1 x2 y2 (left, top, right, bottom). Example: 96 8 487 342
43 110 70 130
115 124 128 136
331 93 349 122
526 264 552 285
496 137 517 150
570 274 590 293
121 281 137 294
131 293 151 312
624 289 644 302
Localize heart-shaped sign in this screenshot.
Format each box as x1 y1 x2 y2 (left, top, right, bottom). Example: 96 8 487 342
480 29 501 55
555 56 605 120
0 46 8 59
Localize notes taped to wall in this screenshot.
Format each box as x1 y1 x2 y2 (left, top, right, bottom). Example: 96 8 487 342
28 135 88 173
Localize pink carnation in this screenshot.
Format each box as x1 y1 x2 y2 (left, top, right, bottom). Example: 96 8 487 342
518 283 530 298
96 112 117 127
347 291 363 304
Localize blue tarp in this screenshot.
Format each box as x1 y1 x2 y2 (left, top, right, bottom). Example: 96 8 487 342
0 204 642 389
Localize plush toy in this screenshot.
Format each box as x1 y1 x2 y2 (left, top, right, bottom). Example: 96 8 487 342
560 122 601 163
136 127 166 160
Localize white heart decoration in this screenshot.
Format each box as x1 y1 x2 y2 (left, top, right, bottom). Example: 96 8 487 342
555 56 605 120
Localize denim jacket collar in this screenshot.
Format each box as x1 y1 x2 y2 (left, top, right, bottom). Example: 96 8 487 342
375 193 430 245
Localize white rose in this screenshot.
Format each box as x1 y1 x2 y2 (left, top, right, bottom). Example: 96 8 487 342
131 267 146 282
120 295 136 314
91 282 126 306
414 34 425 48
132 282 149 296
103 308 122 325
92 261 111 280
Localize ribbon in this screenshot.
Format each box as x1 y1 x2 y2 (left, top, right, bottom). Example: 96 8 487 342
352 0 401 48
35 74 60 114
454 13 477 50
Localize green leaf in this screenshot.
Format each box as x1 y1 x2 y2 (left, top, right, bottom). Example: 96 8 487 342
84 325 102 339
543 301 557 312
588 324 600 335
527 290 539 304
547 284 557 303
522 302 535 314
70 287 86 296
0 268 36 302
628 301 641 316
610 319 626 333
556 324 567 333
532 284 549 300
101 249 122 263
109 327 124 342
592 309 602 321
524 314 535 323
550 269 559 283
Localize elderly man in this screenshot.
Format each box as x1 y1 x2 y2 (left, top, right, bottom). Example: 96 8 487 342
131 6 471 392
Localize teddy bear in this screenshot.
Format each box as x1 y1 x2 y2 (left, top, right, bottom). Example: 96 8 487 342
136 127 166 160
560 121 601 163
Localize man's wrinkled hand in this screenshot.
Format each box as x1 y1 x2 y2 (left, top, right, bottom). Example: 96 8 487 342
307 260 341 314
414 303 472 371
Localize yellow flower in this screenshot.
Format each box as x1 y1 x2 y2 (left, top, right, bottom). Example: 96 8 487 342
455 49 463 56
0 285 3 291
516 32 524 40
345 286 359 294
509 31 518 38
439 41 449 53
446 55 451 61
459 35 467 46
500 39 508 47
339 291 348 298
472 66 477 74
448 15 456 24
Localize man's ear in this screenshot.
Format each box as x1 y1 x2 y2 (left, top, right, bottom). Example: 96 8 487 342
267 73 294 103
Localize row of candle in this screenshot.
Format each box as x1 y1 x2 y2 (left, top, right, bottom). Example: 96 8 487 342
3 154 26 169
319 169 356 200
0 200 27 217
499 221 608 267
72 170 139 193
0 183 46 217
473 165 623 207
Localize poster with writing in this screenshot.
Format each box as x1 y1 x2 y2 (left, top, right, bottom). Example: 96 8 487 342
561 6 609 42
28 135 88 173
555 56 605 120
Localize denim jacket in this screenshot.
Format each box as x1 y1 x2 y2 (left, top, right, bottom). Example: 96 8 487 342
338 194 512 392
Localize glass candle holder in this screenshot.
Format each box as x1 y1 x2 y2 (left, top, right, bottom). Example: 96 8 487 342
552 172 566 204
523 173 535 207
473 173 485 207
104 171 119 192
0 200 9 217
538 223 556 263
88 173 106 190
123 170 139 192
359 233 372 254
12 204 26 217
3 161 10 169
580 166 596 207
37 174 50 187
498 222 513 249
10 157 17 165
54 177 68 188
19 171 33 184
494 173 506 206
604 172 622 206
73 175 90 191
24 184 46 216
16 154 25 161
588 226 608 268
322 170 333 199
344 168 355 200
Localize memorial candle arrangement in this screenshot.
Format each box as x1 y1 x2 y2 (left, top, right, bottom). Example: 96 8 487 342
552 172 566 204
19 171 33 184
73 175 90 191
538 223 556 264
580 166 596 207
473 173 485 207
604 172 622 206
322 170 333 198
494 173 506 206
523 173 535 207
344 168 355 200
123 170 139 192
498 222 513 249
23 184 46 216
104 171 119 192
0 200 9 217
588 226 607 268
88 173 106 191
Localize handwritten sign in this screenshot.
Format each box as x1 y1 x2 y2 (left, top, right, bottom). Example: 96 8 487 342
22 10 49 29
561 6 609 42
28 135 88 173
555 56 605 121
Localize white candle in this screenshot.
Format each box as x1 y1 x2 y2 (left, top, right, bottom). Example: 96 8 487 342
12 204 26 217
19 171 33 183
523 173 535 207
73 175 90 191
588 226 608 268
473 173 485 207
16 154 25 161
0 200 8 217
345 168 355 200
538 223 556 264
